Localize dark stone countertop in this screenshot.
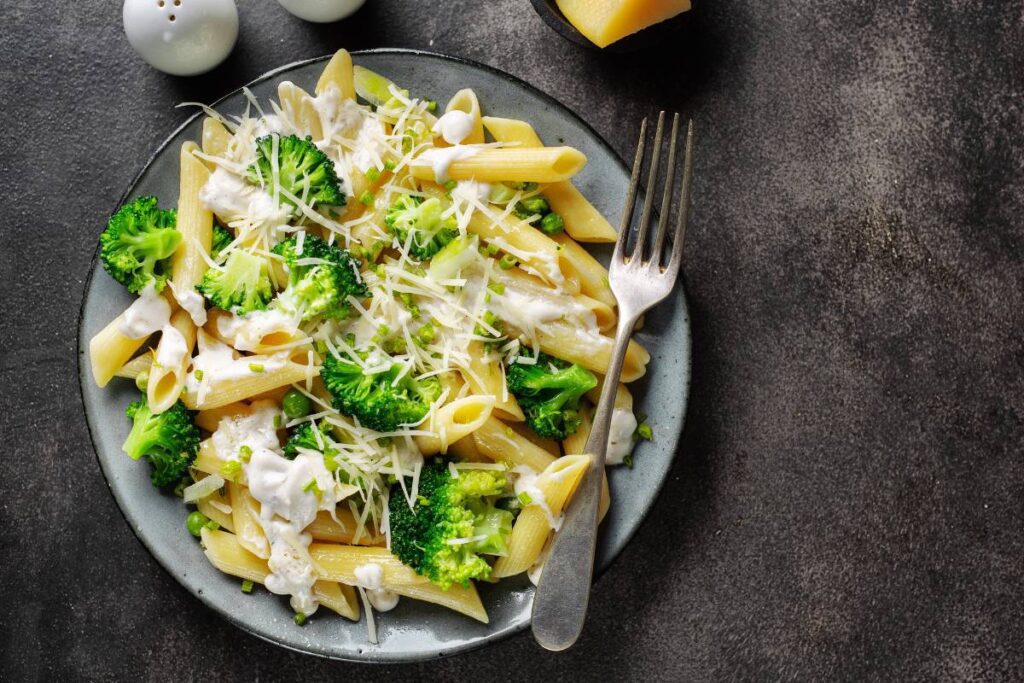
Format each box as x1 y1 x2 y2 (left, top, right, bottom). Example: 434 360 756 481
2 1 1022 679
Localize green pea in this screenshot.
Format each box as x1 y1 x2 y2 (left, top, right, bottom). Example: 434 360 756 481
186 511 210 538
540 212 565 236
282 389 312 419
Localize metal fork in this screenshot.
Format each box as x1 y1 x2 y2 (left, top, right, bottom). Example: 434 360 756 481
531 112 694 651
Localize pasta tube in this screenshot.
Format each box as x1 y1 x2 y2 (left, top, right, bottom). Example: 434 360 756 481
411 147 587 184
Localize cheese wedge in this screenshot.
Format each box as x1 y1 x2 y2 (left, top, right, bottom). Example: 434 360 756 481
555 0 692 48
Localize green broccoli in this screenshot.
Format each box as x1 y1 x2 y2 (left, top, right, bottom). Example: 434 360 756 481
388 459 513 588
272 234 369 321
196 249 273 314
384 195 458 260
321 353 442 432
122 396 200 488
246 134 346 215
210 225 233 261
283 421 335 459
100 196 180 293
506 352 597 439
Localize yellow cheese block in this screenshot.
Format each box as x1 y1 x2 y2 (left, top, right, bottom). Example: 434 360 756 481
555 0 692 48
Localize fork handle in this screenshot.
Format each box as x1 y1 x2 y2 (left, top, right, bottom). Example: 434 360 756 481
530 310 639 651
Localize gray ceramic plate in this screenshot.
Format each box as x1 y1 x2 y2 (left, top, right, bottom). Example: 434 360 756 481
78 49 690 662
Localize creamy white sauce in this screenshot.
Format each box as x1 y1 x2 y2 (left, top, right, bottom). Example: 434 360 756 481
511 465 562 530
605 408 638 466
199 167 290 231
168 281 208 327
155 324 188 369
246 448 344 615
353 563 400 612
210 399 282 461
216 307 299 352
433 110 475 145
119 283 171 339
417 146 478 183
308 85 364 149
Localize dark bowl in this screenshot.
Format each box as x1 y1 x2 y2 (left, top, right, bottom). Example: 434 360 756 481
529 0 689 53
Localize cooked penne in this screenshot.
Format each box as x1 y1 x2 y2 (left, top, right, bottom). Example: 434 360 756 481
277 81 323 141
181 352 316 410
554 233 617 309
414 395 495 455
171 142 214 295
562 404 610 522
492 454 590 577
201 116 232 161
201 528 359 620
228 481 270 559
538 323 650 382
460 341 524 421
443 89 484 144
310 544 488 623
411 147 587 184
316 49 356 99
113 352 153 380
482 116 618 243
148 309 197 413
472 417 558 471
90 314 153 388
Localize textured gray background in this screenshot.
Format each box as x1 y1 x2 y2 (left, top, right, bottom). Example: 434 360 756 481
1 1 1022 680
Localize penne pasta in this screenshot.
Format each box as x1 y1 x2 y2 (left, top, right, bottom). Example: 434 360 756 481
537 322 650 382
171 142 214 293
181 352 316 411
310 544 488 623
492 454 590 577
443 89 485 144
554 232 617 309
201 116 232 161
316 49 356 100
472 417 557 471
113 352 153 380
148 309 197 413
411 147 587 184
414 395 495 455
90 314 152 388
201 528 359 620
229 481 270 559
459 341 524 421
562 404 610 522
482 116 618 243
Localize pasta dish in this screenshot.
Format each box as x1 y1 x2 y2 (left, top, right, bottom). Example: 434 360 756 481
88 50 652 642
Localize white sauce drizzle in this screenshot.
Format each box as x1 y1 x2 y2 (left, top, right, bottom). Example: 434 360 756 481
605 408 638 466
155 324 188 369
511 465 562 530
433 110 475 145
119 283 171 339
353 563 400 612
168 281 208 327
417 146 479 183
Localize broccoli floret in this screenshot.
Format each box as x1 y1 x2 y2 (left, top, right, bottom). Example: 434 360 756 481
272 234 369 321
506 352 597 439
384 195 458 260
210 225 233 261
388 459 513 588
196 249 273 314
321 353 442 432
100 196 180 293
122 396 200 488
246 134 346 215
283 421 334 459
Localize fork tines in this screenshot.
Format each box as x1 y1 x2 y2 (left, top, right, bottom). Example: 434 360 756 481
613 112 694 275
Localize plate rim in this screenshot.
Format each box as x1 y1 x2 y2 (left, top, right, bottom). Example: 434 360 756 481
76 47 691 663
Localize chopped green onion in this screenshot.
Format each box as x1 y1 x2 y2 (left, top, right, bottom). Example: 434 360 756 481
636 421 653 441
518 491 533 506
415 322 436 345
302 478 322 498
498 254 518 269
193 369 204 381
365 167 381 182
384 159 397 171
426 100 438 112
238 445 252 463
359 190 374 206
487 281 505 295
444 180 458 192
509 181 538 192
204 520 220 531
294 612 307 626
273 413 283 429
135 370 149 392
241 579 255 594
485 242 500 256
249 363 265 373
220 460 242 480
